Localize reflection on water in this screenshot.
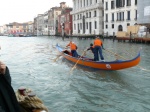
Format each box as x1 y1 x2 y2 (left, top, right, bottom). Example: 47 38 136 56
0 36 150 112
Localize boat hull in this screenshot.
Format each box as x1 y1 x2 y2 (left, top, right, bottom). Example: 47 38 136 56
56 45 140 70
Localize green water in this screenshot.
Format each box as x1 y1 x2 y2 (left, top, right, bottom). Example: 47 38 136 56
0 36 150 112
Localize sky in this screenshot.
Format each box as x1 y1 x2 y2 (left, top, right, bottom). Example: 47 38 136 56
0 0 73 26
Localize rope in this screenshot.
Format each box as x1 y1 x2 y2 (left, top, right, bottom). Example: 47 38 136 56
16 88 48 112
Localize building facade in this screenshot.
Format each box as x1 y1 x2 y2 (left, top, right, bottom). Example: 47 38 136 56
33 14 44 36
7 22 23 35
28 21 34 35
58 8 73 36
137 0 150 29
43 11 49 35
104 0 137 36
71 0 103 36
48 2 67 36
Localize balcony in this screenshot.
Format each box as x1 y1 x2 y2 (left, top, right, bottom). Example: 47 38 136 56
71 3 103 14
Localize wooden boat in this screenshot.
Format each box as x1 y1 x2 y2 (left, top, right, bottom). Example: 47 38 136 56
56 44 141 70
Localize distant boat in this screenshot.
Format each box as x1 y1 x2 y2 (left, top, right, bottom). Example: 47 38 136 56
18 34 32 37
19 34 24 37
8 34 15 37
56 44 141 70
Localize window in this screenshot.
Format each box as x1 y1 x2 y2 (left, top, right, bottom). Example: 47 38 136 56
117 12 124 21
127 23 130 26
117 13 119 20
78 15 79 19
86 22 88 29
74 2 76 9
118 25 123 31
84 0 85 6
89 12 91 18
135 0 137 5
127 11 130 20
135 10 137 20
106 2 108 10
116 0 125 8
80 14 82 19
120 0 124 7
94 11 97 17
96 0 97 3
95 21 97 29
87 0 88 6
80 0 82 7
90 0 92 4
119 12 121 21
127 0 131 6
112 13 114 21
86 13 88 18
111 1 115 9
80 23 82 29
102 22 104 29
121 12 124 21
106 14 108 22
112 24 114 28
106 25 108 29
73 15 76 21
74 24 76 30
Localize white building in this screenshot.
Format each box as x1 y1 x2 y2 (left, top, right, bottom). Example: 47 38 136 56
37 14 44 36
71 0 103 36
28 22 34 35
104 0 137 36
43 11 48 35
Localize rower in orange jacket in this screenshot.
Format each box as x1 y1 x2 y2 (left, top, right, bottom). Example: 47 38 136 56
93 37 105 61
66 41 78 57
86 43 96 61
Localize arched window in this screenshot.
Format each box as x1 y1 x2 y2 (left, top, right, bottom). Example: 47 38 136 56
118 25 123 31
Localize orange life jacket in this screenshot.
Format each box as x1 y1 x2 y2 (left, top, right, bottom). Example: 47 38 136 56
93 38 102 47
66 42 77 50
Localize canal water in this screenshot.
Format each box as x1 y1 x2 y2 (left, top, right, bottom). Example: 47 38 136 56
0 36 150 112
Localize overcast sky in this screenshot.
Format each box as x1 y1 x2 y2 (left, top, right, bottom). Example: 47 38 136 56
0 0 73 26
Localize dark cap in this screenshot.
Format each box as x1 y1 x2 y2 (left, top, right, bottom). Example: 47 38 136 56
90 43 93 46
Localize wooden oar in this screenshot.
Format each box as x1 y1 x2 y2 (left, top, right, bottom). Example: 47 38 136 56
53 46 69 62
104 49 126 60
53 54 62 62
105 49 150 72
70 50 86 74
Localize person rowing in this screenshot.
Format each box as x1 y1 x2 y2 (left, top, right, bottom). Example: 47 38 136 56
93 36 105 61
66 40 79 57
86 43 96 61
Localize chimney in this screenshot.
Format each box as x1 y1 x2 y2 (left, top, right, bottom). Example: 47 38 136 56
60 2 66 8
